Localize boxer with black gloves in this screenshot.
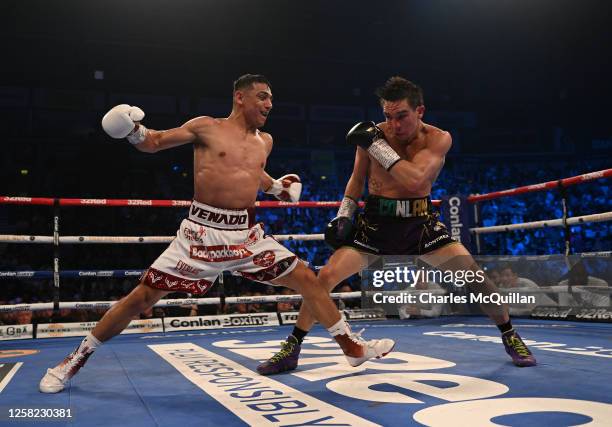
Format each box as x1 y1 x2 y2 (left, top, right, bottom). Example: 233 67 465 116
324 196 358 249
259 76 536 375
346 121 401 171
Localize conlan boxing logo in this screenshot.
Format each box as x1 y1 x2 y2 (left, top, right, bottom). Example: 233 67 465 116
190 245 253 262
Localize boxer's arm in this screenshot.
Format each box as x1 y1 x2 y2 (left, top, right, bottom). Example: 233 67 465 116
344 147 369 201
135 117 211 153
259 133 274 191
387 133 451 192
260 171 275 192
258 134 302 202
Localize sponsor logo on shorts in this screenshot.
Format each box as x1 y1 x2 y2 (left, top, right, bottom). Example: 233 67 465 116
424 234 450 248
353 240 379 253
378 198 429 217
252 250 275 268
244 226 262 247
190 205 247 226
183 225 206 243
190 245 253 262
175 260 202 276
241 256 296 282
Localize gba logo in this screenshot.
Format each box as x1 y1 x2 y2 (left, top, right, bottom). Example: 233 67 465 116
0 326 31 339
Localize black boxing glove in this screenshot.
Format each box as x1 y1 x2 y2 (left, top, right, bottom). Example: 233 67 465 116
346 121 401 171
346 121 386 149
324 196 358 249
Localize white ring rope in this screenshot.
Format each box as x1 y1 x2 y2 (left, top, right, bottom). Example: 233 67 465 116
469 212 612 234
0 212 609 244
3 286 610 314
0 292 363 313
0 234 325 244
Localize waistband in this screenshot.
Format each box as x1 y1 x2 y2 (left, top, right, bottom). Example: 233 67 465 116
188 200 254 230
364 195 431 218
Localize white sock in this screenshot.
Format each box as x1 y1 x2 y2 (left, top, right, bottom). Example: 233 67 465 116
77 333 101 354
327 319 350 337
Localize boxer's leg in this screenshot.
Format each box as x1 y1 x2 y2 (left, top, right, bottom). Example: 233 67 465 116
257 249 370 375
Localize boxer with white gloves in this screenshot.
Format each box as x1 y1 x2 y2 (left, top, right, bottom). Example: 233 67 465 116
39 74 395 394
101 104 302 201
263 174 302 202
101 104 148 145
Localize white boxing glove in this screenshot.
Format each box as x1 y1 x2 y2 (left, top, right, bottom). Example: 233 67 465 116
101 104 148 144
265 174 302 202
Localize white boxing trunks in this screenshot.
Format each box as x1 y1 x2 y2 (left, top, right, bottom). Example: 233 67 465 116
143 200 299 295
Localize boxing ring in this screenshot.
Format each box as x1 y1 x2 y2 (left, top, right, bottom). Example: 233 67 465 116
1 169 611 426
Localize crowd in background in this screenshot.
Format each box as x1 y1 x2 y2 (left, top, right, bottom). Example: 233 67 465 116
1 155 610 324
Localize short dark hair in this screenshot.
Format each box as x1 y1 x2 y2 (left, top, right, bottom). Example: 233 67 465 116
233 74 271 92
375 76 423 109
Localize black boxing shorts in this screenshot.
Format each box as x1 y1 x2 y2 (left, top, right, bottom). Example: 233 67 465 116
345 195 457 255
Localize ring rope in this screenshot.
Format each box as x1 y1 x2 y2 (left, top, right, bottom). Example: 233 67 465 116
1 168 608 208
0 234 324 244
0 211 608 244
3 286 611 314
0 292 363 313
1 250 610 279
470 211 612 234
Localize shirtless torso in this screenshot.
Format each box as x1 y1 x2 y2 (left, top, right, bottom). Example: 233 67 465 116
366 122 449 198
134 82 275 209
186 117 271 208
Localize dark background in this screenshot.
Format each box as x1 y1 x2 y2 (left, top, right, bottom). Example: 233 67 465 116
0 0 610 315
0 0 610 277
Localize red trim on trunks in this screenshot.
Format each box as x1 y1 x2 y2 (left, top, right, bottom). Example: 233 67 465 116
239 256 297 282
143 268 213 295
